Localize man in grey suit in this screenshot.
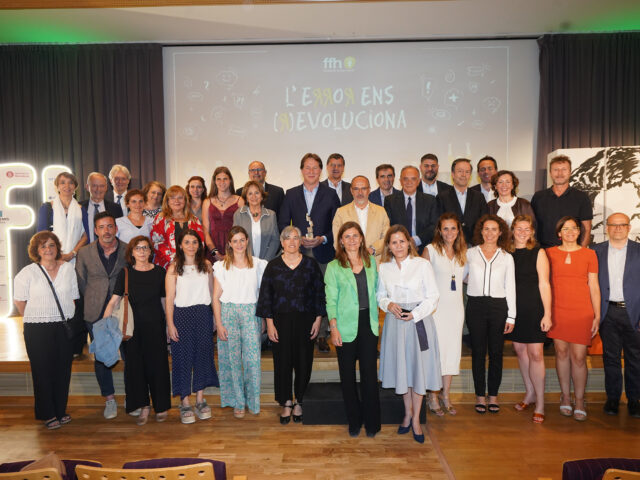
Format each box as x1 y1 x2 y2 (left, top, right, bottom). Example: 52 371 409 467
75 211 128 419
594 212 640 418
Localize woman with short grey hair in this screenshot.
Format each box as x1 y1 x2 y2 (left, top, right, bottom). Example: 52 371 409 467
256 225 326 424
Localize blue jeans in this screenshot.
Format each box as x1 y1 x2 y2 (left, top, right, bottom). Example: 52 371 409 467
86 321 121 397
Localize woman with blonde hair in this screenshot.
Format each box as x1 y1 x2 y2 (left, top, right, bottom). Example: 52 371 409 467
151 185 204 269
36 172 87 263
213 226 267 418
507 215 552 424
422 212 467 416
377 225 441 443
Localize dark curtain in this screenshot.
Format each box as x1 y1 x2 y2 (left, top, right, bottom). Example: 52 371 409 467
536 32 640 188
0 43 165 303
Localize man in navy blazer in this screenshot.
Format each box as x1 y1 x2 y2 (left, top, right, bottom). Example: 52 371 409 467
80 172 123 243
369 163 400 206
593 212 640 418
235 161 285 215
279 153 340 352
384 165 438 254
436 158 488 245
320 153 352 206
417 153 455 197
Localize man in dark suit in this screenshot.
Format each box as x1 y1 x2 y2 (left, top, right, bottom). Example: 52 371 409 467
369 163 400 206
384 165 438 254
80 172 123 243
417 153 454 197
279 153 341 352
437 158 488 245
235 161 285 214
108 164 131 216
469 155 497 203
75 211 127 419
320 153 352 206
593 212 640 418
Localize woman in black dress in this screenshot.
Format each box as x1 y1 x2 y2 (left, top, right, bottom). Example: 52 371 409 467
256 225 326 424
507 215 552 424
104 235 171 425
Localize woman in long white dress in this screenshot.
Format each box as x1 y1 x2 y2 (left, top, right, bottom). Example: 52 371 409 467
422 212 467 416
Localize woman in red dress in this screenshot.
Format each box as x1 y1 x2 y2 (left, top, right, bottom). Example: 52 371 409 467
151 185 204 269
202 167 244 262
546 216 600 421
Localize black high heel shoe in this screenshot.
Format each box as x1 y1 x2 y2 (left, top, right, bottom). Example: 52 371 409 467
280 402 292 425
292 402 303 423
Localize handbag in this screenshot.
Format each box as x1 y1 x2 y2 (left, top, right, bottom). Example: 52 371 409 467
113 267 134 341
37 263 74 340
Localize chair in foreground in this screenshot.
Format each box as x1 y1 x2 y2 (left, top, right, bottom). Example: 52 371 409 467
563 459 640 480
0 468 62 480
603 469 640 480
0 460 101 480
76 463 214 480
121 458 226 480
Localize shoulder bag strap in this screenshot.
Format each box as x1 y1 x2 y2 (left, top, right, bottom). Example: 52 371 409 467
36 263 67 321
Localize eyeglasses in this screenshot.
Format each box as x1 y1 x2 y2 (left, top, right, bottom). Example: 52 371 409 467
249 168 265 173
607 223 630 228
561 227 580 232
134 246 150 251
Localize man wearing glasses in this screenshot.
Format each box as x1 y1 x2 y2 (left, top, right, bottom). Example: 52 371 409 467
531 155 593 247
236 161 285 215
593 213 640 419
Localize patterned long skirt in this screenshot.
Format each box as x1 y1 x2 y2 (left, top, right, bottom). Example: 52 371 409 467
217 302 262 413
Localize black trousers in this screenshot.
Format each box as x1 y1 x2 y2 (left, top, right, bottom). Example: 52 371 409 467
336 309 381 434
123 319 172 413
600 304 640 402
272 312 315 405
466 296 507 397
23 322 73 421
70 296 88 355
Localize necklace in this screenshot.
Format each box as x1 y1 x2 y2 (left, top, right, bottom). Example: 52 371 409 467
251 208 260 218
216 194 231 208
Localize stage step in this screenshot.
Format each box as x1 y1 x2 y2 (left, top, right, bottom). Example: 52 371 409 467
0 316 609 406
303 382 427 425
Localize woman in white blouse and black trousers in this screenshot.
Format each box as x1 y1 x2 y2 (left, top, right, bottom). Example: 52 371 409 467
13 232 80 429
466 214 516 414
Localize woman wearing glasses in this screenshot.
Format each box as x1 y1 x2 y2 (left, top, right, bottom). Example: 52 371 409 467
546 216 600 421
104 236 171 425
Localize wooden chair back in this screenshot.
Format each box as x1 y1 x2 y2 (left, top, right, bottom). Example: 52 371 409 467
76 463 214 480
603 469 640 480
0 468 63 480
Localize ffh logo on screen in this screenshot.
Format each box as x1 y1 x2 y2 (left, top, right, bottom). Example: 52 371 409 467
322 56 356 71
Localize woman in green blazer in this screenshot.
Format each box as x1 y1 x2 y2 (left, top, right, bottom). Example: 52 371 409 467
325 221 381 438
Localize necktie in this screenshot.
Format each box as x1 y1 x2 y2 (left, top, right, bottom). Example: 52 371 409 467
405 197 413 235
116 195 122 206
93 203 100 215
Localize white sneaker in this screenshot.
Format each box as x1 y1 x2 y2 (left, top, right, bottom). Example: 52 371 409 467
104 399 118 419
129 408 141 417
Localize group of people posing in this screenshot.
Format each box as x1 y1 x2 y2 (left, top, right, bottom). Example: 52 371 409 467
14 153 640 441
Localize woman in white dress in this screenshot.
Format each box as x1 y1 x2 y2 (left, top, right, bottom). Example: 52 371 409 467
422 212 467 416
377 225 441 444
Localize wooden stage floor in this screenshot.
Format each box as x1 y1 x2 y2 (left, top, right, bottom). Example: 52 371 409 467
0 402 638 480
1 317 637 479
